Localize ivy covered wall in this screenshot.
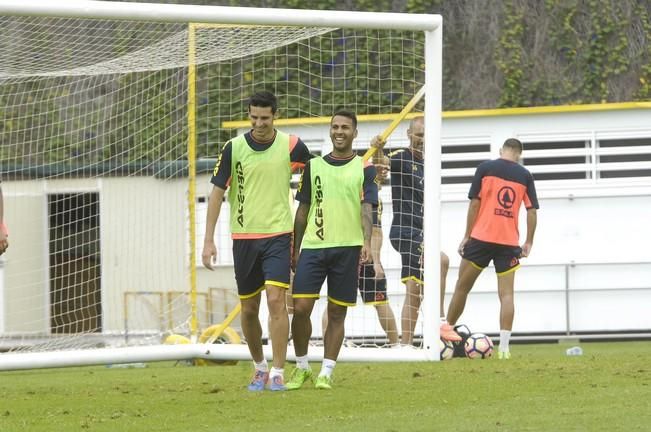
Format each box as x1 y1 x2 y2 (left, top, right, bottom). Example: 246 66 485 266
156 0 651 108
1 0 650 166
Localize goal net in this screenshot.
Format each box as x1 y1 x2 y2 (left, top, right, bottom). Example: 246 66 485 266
0 2 442 369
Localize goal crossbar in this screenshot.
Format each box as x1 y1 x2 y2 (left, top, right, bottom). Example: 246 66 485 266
0 0 441 31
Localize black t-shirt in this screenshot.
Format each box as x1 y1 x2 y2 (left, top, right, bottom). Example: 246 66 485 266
388 148 424 231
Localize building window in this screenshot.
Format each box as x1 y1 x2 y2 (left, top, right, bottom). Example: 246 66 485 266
598 137 651 179
441 139 491 185
520 139 592 181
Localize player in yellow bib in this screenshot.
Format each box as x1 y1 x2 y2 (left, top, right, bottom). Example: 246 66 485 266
202 91 313 392
286 110 378 390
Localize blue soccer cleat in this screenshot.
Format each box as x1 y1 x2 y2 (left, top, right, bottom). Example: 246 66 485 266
247 370 269 392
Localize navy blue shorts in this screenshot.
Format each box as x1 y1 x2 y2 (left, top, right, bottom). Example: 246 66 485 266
358 264 388 304
389 226 423 284
462 238 522 275
232 233 291 299
293 246 361 306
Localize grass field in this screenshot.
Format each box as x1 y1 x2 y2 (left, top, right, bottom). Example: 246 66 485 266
1 341 649 431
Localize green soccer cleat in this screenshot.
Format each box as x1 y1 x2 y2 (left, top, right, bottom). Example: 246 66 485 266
286 367 313 390
314 374 333 390
498 351 511 360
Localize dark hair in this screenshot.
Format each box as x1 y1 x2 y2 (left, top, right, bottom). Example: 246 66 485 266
331 109 357 129
248 91 277 114
503 138 523 153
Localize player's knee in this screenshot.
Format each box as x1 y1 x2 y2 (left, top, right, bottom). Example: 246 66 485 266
498 292 514 304
240 302 259 320
266 295 286 316
453 280 472 295
327 306 347 324
440 252 449 273
406 282 422 298
265 287 285 307
292 300 312 318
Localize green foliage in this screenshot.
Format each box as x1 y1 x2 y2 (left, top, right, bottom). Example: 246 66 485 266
0 80 72 164
3 0 651 167
406 0 433 13
497 0 634 106
496 1 527 107
193 28 425 157
104 70 188 162
493 0 643 107
580 0 629 102
543 0 583 104
0 342 648 431
634 3 651 100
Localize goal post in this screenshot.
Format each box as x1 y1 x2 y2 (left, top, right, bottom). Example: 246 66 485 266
0 0 440 31
0 0 443 369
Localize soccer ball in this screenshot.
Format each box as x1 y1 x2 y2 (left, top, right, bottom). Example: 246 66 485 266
453 324 472 338
164 333 190 345
452 324 472 358
464 333 494 359
439 337 454 360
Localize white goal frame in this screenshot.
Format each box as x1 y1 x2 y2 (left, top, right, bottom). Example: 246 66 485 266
0 0 443 369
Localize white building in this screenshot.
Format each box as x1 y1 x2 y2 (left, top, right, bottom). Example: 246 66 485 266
2 103 650 348
225 102 651 338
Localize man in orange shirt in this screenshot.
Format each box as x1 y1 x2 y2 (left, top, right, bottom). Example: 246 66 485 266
445 138 539 359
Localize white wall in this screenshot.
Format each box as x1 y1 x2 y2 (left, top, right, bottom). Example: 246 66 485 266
2 105 649 343
266 105 651 336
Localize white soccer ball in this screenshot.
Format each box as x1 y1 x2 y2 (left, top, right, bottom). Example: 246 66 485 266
439 337 454 360
464 333 494 359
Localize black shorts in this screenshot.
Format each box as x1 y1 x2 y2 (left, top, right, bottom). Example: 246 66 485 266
293 246 361 306
389 226 423 284
232 233 291 299
462 238 522 275
358 264 389 304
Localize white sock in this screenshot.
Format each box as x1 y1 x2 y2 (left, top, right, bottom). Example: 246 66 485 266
295 355 309 370
254 359 269 372
270 367 284 378
499 330 511 352
319 358 336 378
440 317 447 324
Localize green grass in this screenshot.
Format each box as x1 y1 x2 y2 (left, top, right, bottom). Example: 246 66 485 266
1 342 649 431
